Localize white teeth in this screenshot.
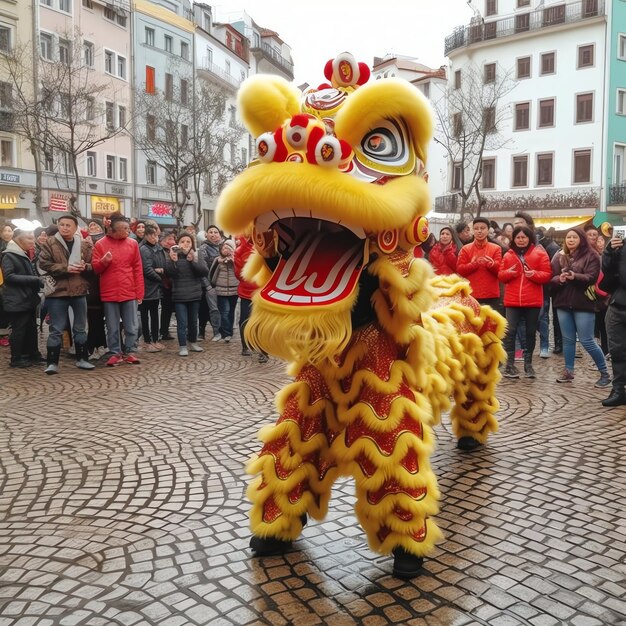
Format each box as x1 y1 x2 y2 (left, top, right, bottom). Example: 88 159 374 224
254 209 366 239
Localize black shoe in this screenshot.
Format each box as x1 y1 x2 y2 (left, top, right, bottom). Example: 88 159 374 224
503 364 520 379
241 348 251 356
258 354 269 363
392 547 424 579
601 390 626 407
524 363 536 378
249 535 293 556
160 334 174 341
10 358 33 369
553 347 563 355
457 436 482 451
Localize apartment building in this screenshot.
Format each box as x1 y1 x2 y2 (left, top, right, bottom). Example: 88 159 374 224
442 0 626 227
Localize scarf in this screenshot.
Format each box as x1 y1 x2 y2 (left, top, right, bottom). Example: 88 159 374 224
54 231 83 267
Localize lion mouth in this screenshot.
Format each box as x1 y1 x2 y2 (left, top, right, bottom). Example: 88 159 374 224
254 212 367 307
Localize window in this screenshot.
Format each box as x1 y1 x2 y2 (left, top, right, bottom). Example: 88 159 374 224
164 35 172 53
543 4 565 25
483 107 496 133
104 50 114 74
165 119 175 143
181 41 189 60
485 0 497 16
536 153 553 186
482 158 496 189
117 55 126 79
578 44 594 68
165 73 173 101
59 0 71 13
180 79 188 105
104 7 115 20
517 56 530 79
59 93 71 120
119 157 128 181
41 0 52 6
106 155 116 180
44 149 53 172
0 139 13 167
58 39 70 65
84 41 94 67
573 149 591 183
454 69 461 89
225 60 231 75
515 13 530 32
539 98 555 127
229 105 236 127
541 52 555 75
512 156 528 187
241 147 248 164
517 0 530 5
618 89 626 115
181 124 188 144
116 13 127 28
0 81 11 109
146 114 156 140
146 161 156 184
118 105 126 128
576 92 593 123
620 34 626 59
452 162 462 190
40 32 53 60
452 112 462 137
82 0 93 8
86 151 96 176
85 96 95 121
206 47 213 65
583 0 598 16
514 102 530 130
614 146 625 185
145 27 155 46
0 26 10 53
484 63 496 84
145 66 155 94
203 11 211 31
105 101 115 129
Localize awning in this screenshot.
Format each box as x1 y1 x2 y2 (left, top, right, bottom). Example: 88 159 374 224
592 211 625 227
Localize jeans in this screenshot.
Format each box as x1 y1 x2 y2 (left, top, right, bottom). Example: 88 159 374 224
46 296 88 348
160 288 173 337
538 294 550 352
217 294 238 338
174 300 200 346
103 300 139 354
556 308 608 373
199 286 221 336
7 309 39 362
239 297 252 350
504 307 540 364
139 299 160 343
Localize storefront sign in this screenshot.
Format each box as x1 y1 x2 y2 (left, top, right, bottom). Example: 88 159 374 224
145 201 176 224
0 172 20 184
0 191 18 210
49 192 71 212
91 196 121 215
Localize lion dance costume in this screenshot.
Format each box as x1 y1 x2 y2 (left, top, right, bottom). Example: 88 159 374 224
217 53 506 578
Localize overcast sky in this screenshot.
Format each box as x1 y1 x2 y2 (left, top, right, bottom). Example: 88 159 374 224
213 0 474 85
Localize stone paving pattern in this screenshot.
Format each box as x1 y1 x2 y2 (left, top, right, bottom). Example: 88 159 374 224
0 338 625 626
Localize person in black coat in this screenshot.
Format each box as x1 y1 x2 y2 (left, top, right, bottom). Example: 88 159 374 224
139 224 166 351
601 231 626 406
0 230 44 367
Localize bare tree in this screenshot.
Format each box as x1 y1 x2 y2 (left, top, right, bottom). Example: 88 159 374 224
0 29 129 216
433 62 517 218
134 73 244 228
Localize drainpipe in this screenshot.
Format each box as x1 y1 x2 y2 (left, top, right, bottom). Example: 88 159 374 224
32 0 43 220
600 0 611 214
130 0 137 218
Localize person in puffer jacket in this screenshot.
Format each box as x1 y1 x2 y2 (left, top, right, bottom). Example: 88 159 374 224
428 226 460 276
498 226 552 380
92 213 144 367
209 239 239 343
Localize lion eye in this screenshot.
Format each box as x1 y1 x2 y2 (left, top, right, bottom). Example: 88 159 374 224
362 128 399 159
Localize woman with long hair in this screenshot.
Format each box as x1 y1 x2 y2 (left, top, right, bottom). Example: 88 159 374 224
498 226 552 379
550 227 610 386
428 226 460 275
209 239 239 343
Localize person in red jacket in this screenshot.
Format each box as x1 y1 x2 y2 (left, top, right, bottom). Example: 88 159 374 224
456 217 503 311
92 213 144 366
428 226 460 275
498 226 552 379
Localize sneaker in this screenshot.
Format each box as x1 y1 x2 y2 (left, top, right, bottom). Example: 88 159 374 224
88 350 100 361
556 369 574 383
124 354 141 365
0 336 9 347
258 353 269 363
524 363 536 378
211 334 223 342
76 359 95 370
514 349 524 361
594 372 611 388
188 343 203 352
106 353 125 367
145 343 160 353
539 349 550 359
223 336 231 343
503 364 520 379
44 363 59 375
197 335 205 342
179 347 189 357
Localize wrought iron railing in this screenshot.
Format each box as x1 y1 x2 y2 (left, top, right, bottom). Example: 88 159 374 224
608 184 626 205
199 59 241 89
445 0 604 55
251 42 294 77
435 194 460 213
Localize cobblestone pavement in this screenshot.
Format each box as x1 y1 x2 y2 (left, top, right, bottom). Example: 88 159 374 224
1 337 625 626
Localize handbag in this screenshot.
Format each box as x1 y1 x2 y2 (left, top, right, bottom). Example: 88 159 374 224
41 274 57 296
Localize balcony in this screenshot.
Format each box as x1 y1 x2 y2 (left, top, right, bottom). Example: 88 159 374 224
198 59 241 90
445 0 603 55
435 194 460 213
251 42 294 79
608 184 626 206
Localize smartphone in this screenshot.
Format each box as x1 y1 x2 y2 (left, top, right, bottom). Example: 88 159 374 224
171 245 180 252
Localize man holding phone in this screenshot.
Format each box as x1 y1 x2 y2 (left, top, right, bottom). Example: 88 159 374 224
601 228 626 406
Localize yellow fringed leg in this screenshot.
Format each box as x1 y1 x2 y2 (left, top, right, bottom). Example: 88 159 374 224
247 366 341 542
